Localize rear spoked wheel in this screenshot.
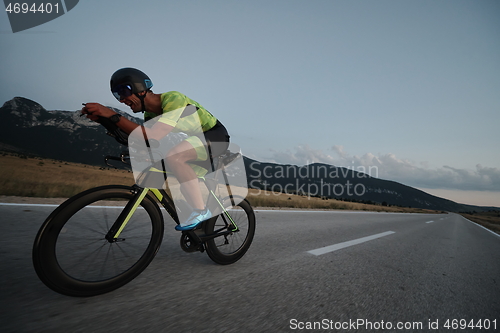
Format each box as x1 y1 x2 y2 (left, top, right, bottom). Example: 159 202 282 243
204 198 255 265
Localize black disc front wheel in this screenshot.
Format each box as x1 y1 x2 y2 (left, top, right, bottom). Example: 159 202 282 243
32 185 164 297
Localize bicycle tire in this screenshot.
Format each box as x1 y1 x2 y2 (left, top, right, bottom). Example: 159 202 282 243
204 197 255 265
32 185 164 297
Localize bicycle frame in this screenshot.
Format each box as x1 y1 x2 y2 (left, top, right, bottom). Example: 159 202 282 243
102 144 245 251
104 174 239 247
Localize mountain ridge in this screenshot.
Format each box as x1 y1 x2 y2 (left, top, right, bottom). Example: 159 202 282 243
242 157 498 212
0 96 497 213
0 97 136 165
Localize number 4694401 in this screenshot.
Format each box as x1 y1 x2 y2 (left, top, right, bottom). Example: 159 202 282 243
443 319 497 330
5 2 60 14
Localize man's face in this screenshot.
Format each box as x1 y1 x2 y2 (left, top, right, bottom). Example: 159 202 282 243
120 92 145 113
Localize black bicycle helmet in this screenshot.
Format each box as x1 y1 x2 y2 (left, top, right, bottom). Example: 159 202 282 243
110 68 153 111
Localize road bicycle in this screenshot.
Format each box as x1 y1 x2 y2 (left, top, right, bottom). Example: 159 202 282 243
32 117 255 297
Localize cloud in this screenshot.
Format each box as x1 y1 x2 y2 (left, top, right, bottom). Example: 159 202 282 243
340 150 500 192
264 145 500 192
332 145 348 159
268 144 337 165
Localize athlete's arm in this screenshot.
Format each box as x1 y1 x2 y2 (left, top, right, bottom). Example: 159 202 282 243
82 102 173 140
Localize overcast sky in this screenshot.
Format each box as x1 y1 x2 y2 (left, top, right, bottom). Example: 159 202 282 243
1 0 499 206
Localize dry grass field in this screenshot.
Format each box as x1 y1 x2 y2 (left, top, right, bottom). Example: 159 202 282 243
460 212 500 235
245 188 440 213
0 153 441 214
0 154 133 198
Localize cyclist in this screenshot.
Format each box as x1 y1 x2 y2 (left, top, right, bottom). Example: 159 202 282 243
81 67 230 231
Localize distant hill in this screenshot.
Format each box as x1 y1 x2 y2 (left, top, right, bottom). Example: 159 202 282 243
243 157 498 213
0 97 137 165
0 96 497 213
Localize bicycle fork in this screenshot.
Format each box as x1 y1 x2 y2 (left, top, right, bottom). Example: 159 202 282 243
104 186 149 243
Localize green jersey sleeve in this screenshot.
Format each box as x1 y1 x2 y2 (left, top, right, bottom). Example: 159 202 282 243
144 91 217 134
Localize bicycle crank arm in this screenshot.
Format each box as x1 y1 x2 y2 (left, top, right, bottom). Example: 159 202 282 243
181 230 205 253
198 229 235 242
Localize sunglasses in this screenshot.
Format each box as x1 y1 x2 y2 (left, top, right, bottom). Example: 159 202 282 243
112 84 133 101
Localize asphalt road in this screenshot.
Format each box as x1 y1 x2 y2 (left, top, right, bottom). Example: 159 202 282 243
1 204 499 332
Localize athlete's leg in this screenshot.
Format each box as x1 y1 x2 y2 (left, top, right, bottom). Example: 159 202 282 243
165 140 205 210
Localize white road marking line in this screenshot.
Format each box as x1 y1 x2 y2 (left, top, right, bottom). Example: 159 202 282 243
0 203 132 209
0 203 60 207
461 216 500 239
307 231 395 256
426 220 435 223
253 209 436 215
